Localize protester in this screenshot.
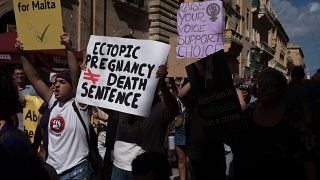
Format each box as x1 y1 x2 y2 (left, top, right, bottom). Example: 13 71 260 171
12 64 37 130
309 69 320 135
285 66 318 180
103 110 120 180
170 77 191 180
15 33 92 179
132 151 172 180
285 66 312 128
0 64 50 180
304 70 320 180
234 79 251 110
223 79 252 180
110 64 179 180
232 68 307 180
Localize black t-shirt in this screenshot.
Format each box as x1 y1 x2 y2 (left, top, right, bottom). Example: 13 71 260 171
232 104 306 180
116 102 170 153
37 103 50 154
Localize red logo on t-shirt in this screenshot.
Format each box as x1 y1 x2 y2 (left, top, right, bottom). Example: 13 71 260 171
50 115 65 133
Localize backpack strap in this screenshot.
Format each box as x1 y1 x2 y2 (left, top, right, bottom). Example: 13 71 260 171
0 129 26 144
49 100 59 112
72 101 90 145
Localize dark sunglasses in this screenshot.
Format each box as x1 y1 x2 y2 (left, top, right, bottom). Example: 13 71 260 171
239 84 250 91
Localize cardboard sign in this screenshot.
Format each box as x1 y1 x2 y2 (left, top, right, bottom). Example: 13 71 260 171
76 35 170 117
186 50 246 138
13 0 64 50
23 95 43 143
177 1 224 58
167 37 198 77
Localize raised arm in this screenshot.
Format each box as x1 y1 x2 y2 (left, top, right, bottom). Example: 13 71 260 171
15 39 52 103
156 64 179 122
178 81 191 98
60 33 80 93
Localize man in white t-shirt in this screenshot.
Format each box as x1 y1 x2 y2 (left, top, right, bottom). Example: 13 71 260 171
15 34 92 179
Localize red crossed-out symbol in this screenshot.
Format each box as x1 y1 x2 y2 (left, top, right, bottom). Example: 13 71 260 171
83 69 100 85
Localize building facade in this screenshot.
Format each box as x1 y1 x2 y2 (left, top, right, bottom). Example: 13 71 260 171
286 43 305 66
268 19 289 75
0 0 296 78
286 43 305 75
223 0 244 79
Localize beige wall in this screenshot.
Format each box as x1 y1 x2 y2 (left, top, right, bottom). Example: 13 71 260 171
0 0 296 77
286 44 305 67
239 0 252 78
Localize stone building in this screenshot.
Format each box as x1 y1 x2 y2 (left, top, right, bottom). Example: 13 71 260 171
286 43 306 75
0 0 178 49
268 19 289 75
0 0 295 78
223 0 243 79
286 43 305 66
249 0 277 71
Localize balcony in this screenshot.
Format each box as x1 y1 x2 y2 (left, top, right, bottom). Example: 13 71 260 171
257 41 275 60
224 1 241 18
258 4 275 26
224 29 243 58
224 29 243 47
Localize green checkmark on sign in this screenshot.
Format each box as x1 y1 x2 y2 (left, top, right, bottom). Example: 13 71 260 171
37 24 50 43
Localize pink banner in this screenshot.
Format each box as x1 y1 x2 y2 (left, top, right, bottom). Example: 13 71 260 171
177 1 224 58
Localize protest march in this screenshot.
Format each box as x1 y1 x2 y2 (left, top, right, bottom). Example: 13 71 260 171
0 0 319 180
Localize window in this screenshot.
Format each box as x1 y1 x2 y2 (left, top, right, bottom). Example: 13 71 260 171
245 10 249 37
280 52 285 62
235 23 239 33
236 0 241 12
247 50 250 67
127 0 144 7
225 16 228 28
246 11 249 31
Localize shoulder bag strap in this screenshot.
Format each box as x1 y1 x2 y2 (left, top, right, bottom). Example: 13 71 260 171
49 100 59 112
72 101 90 145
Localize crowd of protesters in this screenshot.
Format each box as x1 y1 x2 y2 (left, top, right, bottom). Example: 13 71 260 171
0 31 319 180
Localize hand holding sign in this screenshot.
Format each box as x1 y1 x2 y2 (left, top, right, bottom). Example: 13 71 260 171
60 33 72 50
13 0 64 50
156 64 168 88
156 64 168 78
176 1 224 58
15 38 24 52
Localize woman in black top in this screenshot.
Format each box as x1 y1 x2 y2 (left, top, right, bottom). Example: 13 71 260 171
232 68 307 180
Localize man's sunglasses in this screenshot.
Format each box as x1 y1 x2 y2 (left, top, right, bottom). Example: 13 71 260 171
239 84 250 91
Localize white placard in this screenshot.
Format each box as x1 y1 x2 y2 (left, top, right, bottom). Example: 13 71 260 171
76 35 170 117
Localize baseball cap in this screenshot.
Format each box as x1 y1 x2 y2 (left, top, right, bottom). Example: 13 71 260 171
56 69 72 86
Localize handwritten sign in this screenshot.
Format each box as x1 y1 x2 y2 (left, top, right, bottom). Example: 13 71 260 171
13 0 64 50
76 36 170 117
177 1 224 58
23 96 43 143
167 37 198 77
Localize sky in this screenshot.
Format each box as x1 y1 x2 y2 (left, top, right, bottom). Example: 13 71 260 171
270 0 320 76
